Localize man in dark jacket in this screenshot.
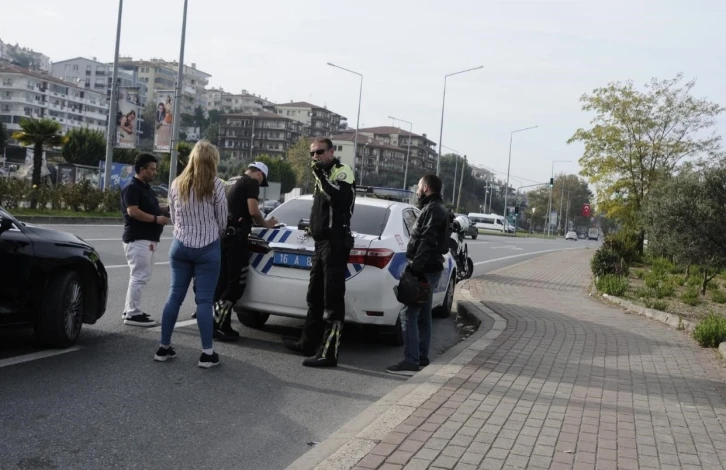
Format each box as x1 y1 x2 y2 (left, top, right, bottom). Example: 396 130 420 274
387 174 449 376
283 138 356 368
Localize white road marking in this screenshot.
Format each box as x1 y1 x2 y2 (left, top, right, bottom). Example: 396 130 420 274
473 247 582 266
150 319 198 331
0 347 81 369
105 261 170 269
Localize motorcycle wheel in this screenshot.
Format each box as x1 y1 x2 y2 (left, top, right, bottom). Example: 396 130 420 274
465 258 474 279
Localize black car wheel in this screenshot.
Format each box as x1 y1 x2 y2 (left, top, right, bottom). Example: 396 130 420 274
37 270 84 348
433 275 455 319
236 309 270 329
386 317 405 346
471 231 478 240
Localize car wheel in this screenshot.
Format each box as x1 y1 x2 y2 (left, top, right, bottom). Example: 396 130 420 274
36 270 84 348
235 309 270 329
471 231 478 240
433 275 455 319
386 317 405 347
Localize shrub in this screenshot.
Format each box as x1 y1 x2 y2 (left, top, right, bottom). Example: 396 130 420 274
0 178 27 209
654 283 675 299
644 273 660 289
102 188 122 213
591 247 628 278
669 264 686 274
712 290 726 304
671 275 686 286
681 289 701 306
602 230 641 264
644 299 668 311
687 275 702 287
60 183 86 212
693 314 726 348
634 287 654 299
633 269 645 279
651 257 675 278
707 281 721 292
597 274 629 296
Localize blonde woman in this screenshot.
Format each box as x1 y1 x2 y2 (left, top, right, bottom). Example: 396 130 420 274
154 140 227 368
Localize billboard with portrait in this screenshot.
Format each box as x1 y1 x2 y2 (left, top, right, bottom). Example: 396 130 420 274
116 87 140 149
153 90 174 152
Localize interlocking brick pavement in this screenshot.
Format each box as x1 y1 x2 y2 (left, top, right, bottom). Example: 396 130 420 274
348 249 726 470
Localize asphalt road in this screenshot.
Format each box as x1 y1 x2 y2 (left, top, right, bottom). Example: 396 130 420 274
0 225 593 470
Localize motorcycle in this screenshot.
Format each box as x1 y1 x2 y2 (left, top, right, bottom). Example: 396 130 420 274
450 215 474 282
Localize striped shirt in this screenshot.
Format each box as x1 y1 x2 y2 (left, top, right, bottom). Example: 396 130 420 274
169 177 228 248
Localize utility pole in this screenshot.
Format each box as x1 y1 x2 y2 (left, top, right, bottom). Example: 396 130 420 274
456 155 466 210
168 0 189 188
558 179 566 235
103 0 123 191
565 189 571 233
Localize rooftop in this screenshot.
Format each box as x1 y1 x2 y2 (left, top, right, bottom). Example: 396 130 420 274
331 133 406 153
356 126 435 144
222 110 293 120
0 63 107 96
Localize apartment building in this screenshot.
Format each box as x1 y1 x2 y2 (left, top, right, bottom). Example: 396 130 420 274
0 64 109 135
51 57 147 104
354 126 438 172
469 164 495 181
0 39 51 72
331 133 406 173
204 88 274 115
220 111 303 160
119 59 210 115
270 101 347 137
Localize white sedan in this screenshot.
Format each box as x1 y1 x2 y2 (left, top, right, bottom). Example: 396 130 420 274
565 230 578 241
234 194 457 345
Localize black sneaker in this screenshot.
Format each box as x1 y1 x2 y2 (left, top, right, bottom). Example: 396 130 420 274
154 346 177 362
420 357 430 368
124 314 157 327
198 352 220 369
283 338 317 357
213 323 240 342
302 356 337 368
386 361 420 376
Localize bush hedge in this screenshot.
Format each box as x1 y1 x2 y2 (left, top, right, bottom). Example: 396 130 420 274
597 274 629 296
0 178 121 214
693 314 726 348
602 230 641 264
591 247 628 278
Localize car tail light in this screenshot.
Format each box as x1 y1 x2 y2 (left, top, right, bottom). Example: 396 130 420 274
348 248 395 269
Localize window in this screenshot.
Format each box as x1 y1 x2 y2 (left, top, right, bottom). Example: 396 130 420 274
270 199 391 236
402 209 418 237
73 65 79 71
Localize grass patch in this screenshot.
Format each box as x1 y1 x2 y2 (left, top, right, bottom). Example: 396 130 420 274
644 273 660 289
712 290 726 304
644 299 669 311
687 276 702 288
654 283 675 299
707 281 721 292
671 275 686 286
632 269 645 279
681 289 701 307
651 257 675 277
597 274 629 296
12 209 120 218
693 314 726 348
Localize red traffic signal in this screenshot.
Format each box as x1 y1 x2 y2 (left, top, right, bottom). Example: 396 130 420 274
582 204 591 217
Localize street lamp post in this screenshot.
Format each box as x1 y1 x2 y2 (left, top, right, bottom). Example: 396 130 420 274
388 116 412 189
441 144 460 204
168 0 189 189
503 126 537 232
436 65 483 176
103 0 124 192
547 160 571 237
328 62 362 180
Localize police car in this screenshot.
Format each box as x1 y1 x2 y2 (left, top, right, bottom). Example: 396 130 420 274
234 186 457 345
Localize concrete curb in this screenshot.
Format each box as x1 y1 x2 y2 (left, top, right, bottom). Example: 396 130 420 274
601 293 696 333
719 342 726 360
285 288 506 470
15 216 124 225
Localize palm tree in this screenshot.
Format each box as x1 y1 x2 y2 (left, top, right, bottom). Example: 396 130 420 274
12 118 64 188
61 128 106 167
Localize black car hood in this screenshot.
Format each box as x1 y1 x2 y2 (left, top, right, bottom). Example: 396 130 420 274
23 224 92 248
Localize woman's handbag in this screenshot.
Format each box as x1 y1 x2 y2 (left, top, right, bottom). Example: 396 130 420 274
394 269 432 306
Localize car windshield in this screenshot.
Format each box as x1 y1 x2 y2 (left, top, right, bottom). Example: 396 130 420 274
268 199 390 236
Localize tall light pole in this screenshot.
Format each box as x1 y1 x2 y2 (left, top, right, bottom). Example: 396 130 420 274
547 160 570 237
441 144 460 204
103 0 123 192
388 115 412 189
328 62 362 180
436 65 483 176
168 0 189 189
503 126 537 230
456 155 467 210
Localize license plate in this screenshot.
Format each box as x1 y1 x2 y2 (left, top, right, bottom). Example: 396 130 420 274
273 252 313 269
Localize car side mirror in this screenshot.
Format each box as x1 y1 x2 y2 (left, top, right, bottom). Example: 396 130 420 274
0 217 14 234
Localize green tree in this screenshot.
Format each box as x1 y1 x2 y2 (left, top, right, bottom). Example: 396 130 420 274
254 154 297 194
204 123 220 145
644 167 726 294
113 148 138 164
568 74 725 247
0 122 7 155
61 128 107 166
525 174 593 234
285 136 312 193
12 118 64 198
193 105 206 131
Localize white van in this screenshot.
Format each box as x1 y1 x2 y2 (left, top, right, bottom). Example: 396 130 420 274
468 213 505 233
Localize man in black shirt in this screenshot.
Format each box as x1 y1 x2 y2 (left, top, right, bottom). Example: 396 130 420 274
121 153 170 327
212 162 278 341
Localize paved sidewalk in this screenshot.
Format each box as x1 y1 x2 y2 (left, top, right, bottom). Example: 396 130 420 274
339 249 726 470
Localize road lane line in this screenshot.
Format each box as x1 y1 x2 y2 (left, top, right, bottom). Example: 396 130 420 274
150 319 197 331
0 347 81 369
105 261 170 269
473 247 582 266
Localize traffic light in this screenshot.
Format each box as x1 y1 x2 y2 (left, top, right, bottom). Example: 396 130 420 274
549 177 554 188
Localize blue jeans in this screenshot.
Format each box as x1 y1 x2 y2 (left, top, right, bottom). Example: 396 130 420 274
161 238 221 350
400 271 442 366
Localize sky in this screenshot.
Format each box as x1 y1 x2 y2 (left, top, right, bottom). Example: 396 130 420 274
3 0 725 186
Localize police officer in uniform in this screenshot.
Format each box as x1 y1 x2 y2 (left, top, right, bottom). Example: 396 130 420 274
284 138 356 367
212 162 278 341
